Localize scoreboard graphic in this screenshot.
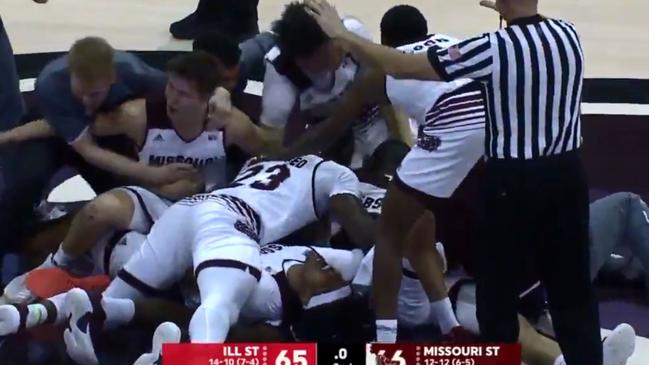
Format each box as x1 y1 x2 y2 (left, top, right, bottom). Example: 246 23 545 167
162 343 521 365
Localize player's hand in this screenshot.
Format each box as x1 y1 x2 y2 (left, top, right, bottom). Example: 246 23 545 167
304 0 346 39
208 87 233 122
148 163 198 185
479 0 498 12
0 132 10 146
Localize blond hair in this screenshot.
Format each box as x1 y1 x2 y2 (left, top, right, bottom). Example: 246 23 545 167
68 37 115 83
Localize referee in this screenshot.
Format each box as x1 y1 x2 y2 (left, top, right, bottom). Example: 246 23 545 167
307 0 602 362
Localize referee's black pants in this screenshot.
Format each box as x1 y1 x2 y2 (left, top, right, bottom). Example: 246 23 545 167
475 150 603 365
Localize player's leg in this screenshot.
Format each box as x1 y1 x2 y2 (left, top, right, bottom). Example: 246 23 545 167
588 192 633 280
189 201 262 343
402 211 461 336
0 292 66 335
373 181 426 342
620 193 649 283
59 187 168 266
63 204 193 365
189 262 260 342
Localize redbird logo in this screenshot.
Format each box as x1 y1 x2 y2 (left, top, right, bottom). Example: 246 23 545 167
448 46 462 61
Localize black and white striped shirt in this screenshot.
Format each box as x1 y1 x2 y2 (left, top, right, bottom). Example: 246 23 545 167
427 15 584 160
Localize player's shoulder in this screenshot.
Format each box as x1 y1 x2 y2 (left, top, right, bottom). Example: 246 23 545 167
397 34 460 54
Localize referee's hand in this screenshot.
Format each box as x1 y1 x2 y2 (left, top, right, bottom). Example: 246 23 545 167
479 0 497 12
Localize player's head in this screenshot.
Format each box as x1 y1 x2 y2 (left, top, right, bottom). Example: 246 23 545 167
273 2 343 74
496 0 539 21
302 250 347 293
364 139 410 184
193 32 242 92
380 5 428 48
68 37 116 113
165 51 224 122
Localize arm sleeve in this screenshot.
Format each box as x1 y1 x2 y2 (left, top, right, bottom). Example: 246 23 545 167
260 63 298 128
34 80 89 143
427 33 494 81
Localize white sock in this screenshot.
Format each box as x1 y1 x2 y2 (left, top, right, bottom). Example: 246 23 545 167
101 297 135 330
25 304 48 328
52 245 75 267
376 319 398 343
430 298 460 334
0 305 21 335
553 355 566 365
46 293 68 325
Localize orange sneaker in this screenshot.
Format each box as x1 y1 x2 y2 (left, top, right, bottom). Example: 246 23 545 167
25 268 110 300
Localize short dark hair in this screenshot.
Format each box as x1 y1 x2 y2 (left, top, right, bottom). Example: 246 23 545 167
192 32 241 69
166 51 223 96
272 2 330 59
380 5 428 48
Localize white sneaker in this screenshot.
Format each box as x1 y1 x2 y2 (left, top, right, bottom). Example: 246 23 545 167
133 322 182 365
62 288 98 365
2 254 56 305
0 305 21 336
603 323 636 365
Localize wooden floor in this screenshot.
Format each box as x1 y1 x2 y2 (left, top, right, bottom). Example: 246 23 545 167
1 0 648 78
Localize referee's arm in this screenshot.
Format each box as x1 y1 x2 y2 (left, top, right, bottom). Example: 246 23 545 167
306 0 494 81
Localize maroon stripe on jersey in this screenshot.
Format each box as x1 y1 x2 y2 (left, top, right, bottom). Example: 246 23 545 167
428 109 486 127
426 121 485 132
426 99 485 120
226 195 261 235
424 83 486 131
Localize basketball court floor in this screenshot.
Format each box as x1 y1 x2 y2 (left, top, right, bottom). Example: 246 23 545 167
1 0 649 363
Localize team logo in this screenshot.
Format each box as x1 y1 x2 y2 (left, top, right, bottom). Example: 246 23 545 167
153 134 164 142
208 134 218 141
448 45 462 61
417 134 442 152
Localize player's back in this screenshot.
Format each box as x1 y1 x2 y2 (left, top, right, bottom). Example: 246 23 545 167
216 155 359 244
387 34 472 126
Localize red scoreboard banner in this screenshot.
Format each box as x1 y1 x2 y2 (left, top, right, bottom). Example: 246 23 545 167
163 342 521 365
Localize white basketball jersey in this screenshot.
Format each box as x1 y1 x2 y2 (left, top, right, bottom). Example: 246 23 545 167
358 182 386 216
215 155 360 244
386 34 471 127
139 95 228 191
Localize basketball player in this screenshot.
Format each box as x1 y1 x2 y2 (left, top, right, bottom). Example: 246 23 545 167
61 154 374 364
2 51 280 304
590 192 649 285
274 6 485 342
261 3 409 167
0 37 199 257
352 248 637 365
192 31 276 109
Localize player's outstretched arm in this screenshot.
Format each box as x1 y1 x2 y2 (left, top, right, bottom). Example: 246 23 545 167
330 194 376 250
0 119 55 145
305 0 441 81
276 68 388 160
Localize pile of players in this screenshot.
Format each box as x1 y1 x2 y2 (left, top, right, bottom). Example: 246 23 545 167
0 2 644 365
